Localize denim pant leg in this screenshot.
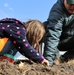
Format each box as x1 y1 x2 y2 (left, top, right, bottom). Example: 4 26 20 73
0 39 17 56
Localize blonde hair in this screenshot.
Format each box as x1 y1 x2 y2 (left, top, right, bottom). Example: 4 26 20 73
25 20 45 52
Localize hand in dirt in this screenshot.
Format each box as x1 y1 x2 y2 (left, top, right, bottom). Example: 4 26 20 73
54 59 60 65
41 59 49 66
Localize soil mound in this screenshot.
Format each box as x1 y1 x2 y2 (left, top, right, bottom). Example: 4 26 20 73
0 59 74 75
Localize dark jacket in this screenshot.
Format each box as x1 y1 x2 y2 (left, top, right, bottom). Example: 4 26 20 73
43 0 74 65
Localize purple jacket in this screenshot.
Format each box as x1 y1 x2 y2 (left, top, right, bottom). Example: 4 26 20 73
0 18 44 63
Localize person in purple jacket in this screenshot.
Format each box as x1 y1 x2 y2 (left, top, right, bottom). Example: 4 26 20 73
0 18 49 66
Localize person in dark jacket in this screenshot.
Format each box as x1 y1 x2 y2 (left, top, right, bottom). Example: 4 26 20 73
43 0 74 66
0 18 49 66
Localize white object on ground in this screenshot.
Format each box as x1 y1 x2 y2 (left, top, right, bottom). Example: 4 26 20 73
14 52 28 60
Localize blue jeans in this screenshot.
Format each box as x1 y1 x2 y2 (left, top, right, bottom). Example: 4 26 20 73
0 39 17 56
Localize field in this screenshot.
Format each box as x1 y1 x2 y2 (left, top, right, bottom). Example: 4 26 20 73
0 59 74 75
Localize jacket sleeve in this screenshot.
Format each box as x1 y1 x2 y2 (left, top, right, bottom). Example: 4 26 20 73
43 4 64 65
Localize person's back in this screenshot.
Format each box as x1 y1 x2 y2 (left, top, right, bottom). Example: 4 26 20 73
43 0 74 66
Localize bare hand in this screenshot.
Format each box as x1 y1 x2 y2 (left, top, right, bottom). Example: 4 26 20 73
54 59 60 65
41 59 49 66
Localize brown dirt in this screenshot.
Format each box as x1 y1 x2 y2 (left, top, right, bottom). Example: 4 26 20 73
0 59 74 75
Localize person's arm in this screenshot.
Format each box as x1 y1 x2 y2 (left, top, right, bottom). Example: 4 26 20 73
43 5 64 65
